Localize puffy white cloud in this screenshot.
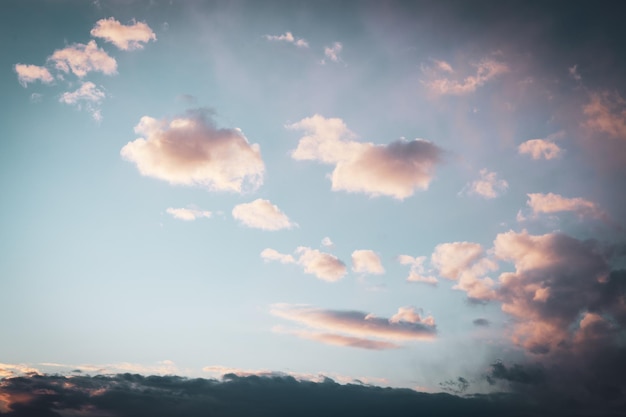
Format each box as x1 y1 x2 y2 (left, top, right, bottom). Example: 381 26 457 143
518 139 562 160
260 248 295 264
59 81 105 105
295 247 347 282
14 64 53 87
232 199 296 231
166 207 211 221
120 112 264 193
466 169 508 199
351 250 384 274
288 115 442 199
525 193 607 220
423 58 508 95
91 17 156 50
264 32 308 48
398 255 438 285
270 304 436 349
321 237 334 247
323 42 342 63
48 40 117 78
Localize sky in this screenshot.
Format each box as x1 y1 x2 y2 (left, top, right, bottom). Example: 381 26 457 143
1 0 625 415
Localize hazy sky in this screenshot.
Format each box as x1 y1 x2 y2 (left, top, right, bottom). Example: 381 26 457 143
1 1 625 415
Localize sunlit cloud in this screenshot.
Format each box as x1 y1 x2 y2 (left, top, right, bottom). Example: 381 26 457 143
525 192 608 220
398 255 438 285
518 131 564 160
423 58 508 95
274 327 401 350
14 64 53 87
321 237 334 247
59 81 105 105
260 248 296 264
232 199 296 231
91 17 156 50
288 115 442 199
166 207 212 221
322 42 343 63
583 92 626 140
264 31 308 48
351 250 384 274
121 111 265 193
48 40 117 78
465 169 508 199
261 246 346 281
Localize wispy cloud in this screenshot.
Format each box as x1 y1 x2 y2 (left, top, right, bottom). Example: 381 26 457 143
232 199 296 231
166 207 212 221
322 42 342 63
351 250 384 274
524 193 608 221
121 111 265 193
583 92 626 140
264 31 308 48
48 40 117 78
423 58 508 95
398 255 438 285
91 17 156 50
14 64 53 87
59 81 106 121
260 248 296 264
261 246 346 281
465 169 508 199
287 115 442 199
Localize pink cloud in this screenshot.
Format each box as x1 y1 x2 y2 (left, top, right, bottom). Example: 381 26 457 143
518 139 562 160
423 58 508 95
14 64 53 87
465 169 508 199
121 112 264 193
583 92 626 140
261 246 346 281
166 207 211 221
260 248 296 264
232 199 296 231
351 250 384 274
525 192 607 220
48 40 117 78
398 255 438 285
275 328 400 350
91 17 156 50
323 42 342 63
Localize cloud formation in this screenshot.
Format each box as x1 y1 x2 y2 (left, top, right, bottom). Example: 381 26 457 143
91 17 156 50
265 32 308 48
261 247 347 281
423 58 508 95
525 193 607 220
166 207 212 221
48 40 117 78
583 92 626 140
14 64 53 87
466 169 508 199
288 115 442 199
323 42 342 63
59 81 105 105
232 199 296 231
271 304 436 349
351 250 384 274
398 255 438 285
518 139 562 160
121 111 264 193
260 248 296 264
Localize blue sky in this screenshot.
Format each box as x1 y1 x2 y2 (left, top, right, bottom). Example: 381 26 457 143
1 1 625 415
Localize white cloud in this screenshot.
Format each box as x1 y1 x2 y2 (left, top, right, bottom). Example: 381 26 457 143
260 248 296 264
351 250 384 274
264 32 308 48
525 193 607 220
91 17 156 50
232 199 296 231
323 42 342 63
518 139 562 160
321 237 334 247
423 58 508 95
166 207 212 221
287 115 442 199
14 64 53 87
120 112 265 193
295 247 347 282
59 81 105 105
48 40 117 78
466 169 508 199
398 255 438 285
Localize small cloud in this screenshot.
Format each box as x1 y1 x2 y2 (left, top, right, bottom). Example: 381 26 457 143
265 31 308 48
48 40 117 78
59 81 105 105
261 246 346 282
351 250 385 275
30 93 43 103
232 199 296 231
120 111 265 193
14 64 53 87
569 64 582 81
166 207 211 221
321 237 334 247
465 169 508 199
473 318 490 327
583 92 626 140
518 139 562 160
525 193 608 221
260 248 296 264
91 17 156 50
423 58 508 95
322 42 342 64
398 255 437 285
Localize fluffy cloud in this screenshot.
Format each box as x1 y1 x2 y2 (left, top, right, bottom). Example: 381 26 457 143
321 237 334 247
271 304 436 348
260 248 296 264
466 169 508 199
398 255 438 285
48 40 117 78
232 199 296 231
264 32 308 48
121 112 264 193
14 64 53 87
91 17 156 50
288 115 442 199
166 207 211 221
423 58 508 95
59 81 105 105
261 246 346 281
351 250 384 274
525 193 607 220
323 42 342 63
518 139 562 160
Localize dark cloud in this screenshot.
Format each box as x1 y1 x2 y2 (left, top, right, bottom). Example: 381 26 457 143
472 318 490 326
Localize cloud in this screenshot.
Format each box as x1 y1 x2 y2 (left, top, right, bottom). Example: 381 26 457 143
525 193 607 220
295 247 347 282
351 250 384 274
518 139 562 160
232 199 296 231
166 207 211 221
423 58 508 95
287 115 442 199
260 248 296 264
465 169 508 199
583 91 626 140
48 40 117 78
321 237 334 247
274 327 400 350
398 255 438 285
270 304 436 348
265 32 308 48
59 81 105 105
90 17 156 50
120 111 264 193
568 64 582 81
323 42 342 63
473 318 490 327
14 64 53 87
